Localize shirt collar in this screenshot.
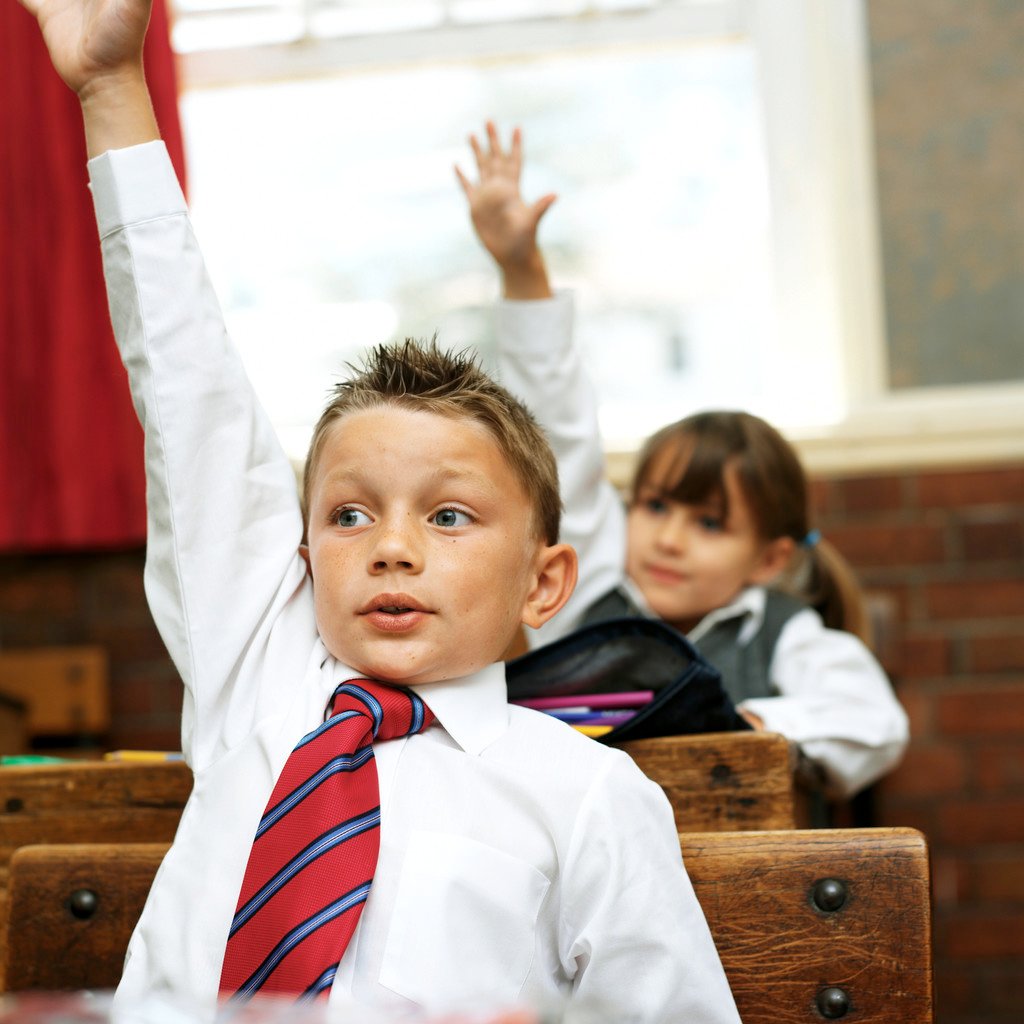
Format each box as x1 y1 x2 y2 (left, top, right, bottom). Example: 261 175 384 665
410 662 509 756
623 577 768 647
325 651 509 757
687 585 766 646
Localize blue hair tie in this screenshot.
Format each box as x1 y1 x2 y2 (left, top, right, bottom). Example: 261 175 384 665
802 529 821 549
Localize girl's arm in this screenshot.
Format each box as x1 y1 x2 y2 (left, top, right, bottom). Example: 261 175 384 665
741 610 909 799
458 123 629 645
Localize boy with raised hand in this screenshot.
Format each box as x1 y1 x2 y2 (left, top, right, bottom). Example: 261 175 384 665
19 0 742 1020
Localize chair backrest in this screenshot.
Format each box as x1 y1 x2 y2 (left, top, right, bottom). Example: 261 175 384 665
2 843 169 992
680 826 934 1024
615 731 797 831
2 827 933 1023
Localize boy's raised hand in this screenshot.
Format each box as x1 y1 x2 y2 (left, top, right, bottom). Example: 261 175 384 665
455 122 555 300
17 0 159 155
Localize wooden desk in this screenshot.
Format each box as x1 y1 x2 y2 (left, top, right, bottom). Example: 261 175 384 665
1 827 934 1024
614 731 798 831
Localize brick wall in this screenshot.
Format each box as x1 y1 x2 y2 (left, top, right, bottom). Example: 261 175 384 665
813 463 1024 1024
0 549 181 750
1 461 1023 1022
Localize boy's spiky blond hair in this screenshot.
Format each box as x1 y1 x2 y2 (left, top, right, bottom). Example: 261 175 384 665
303 338 561 545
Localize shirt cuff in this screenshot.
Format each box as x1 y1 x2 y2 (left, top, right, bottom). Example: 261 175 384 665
88 140 187 238
496 290 575 357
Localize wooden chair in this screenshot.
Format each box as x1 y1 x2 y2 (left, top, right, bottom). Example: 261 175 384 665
615 731 798 831
2 827 934 1024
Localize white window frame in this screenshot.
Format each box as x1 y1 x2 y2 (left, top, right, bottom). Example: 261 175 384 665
176 0 1024 477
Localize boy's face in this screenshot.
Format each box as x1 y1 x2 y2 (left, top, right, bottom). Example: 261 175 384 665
302 406 574 686
626 451 792 634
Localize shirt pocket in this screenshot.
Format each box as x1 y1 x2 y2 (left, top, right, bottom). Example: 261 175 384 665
379 830 551 1010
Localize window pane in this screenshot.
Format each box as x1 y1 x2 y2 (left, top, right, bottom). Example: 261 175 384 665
181 38 770 458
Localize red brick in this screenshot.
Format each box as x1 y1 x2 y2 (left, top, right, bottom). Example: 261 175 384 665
932 965 975 1017
969 633 1024 673
974 743 1024 791
984 964 1024 1016
0 569 81 616
936 688 1024 737
943 910 1024 958
930 852 969 907
110 679 154 717
872 797 937 838
90 622 171 663
926 579 1024 620
889 680 934 739
969 855 1024 903
897 633 953 678
108 724 181 752
834 473 907 514
825 522 946 567
960 518 1024 562
937 798 1024 844
917 468 1024 509
888 742 968 797
808 476 835 517
89 557 148 605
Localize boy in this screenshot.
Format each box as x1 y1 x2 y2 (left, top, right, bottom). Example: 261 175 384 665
19 0 743 1019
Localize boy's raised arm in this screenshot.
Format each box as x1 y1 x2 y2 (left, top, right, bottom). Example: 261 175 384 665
17 0 159 156
21 0 312 769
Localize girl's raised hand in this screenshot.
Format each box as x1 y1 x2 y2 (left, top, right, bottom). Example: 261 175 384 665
455 121 556 283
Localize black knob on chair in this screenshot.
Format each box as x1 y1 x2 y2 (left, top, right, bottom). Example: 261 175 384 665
811 877 848 912
817 986 851 1019
68 888 99 919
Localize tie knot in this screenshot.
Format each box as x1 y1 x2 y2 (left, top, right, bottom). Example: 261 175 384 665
326 679 434 742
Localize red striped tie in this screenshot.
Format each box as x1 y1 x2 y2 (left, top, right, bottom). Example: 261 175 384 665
219 680 434 1001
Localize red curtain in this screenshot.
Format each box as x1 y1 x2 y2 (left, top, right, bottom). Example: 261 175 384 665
0 0 187 552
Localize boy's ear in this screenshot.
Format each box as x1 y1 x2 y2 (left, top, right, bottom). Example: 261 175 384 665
521 543 578 630
299 544 312 578
747 535 796 586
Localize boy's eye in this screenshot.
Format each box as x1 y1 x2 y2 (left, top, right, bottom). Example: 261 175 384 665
698 514 724 532
334 508 371 528
431 508 471 528
643 496 669 515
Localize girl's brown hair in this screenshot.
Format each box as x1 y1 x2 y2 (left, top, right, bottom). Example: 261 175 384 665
633 411 870 643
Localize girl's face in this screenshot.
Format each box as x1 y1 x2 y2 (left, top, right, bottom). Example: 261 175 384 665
626 449 793 634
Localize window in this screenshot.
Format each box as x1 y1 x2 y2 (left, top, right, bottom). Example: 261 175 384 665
173 0 1024 475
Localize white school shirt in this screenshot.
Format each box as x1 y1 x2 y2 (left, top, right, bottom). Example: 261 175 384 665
496 293 909 800
89 143 741 1024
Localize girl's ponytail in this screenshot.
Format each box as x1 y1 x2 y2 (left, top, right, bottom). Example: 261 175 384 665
781 536 872 646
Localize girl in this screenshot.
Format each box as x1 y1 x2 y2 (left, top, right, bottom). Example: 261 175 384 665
457 122 909 801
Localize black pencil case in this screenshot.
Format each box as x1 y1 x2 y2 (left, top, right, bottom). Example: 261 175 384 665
505 617 750 744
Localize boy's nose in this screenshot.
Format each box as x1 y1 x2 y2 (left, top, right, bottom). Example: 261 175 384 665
369 516 422 573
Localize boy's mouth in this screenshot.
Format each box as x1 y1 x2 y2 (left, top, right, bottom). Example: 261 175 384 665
360 595 432 631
